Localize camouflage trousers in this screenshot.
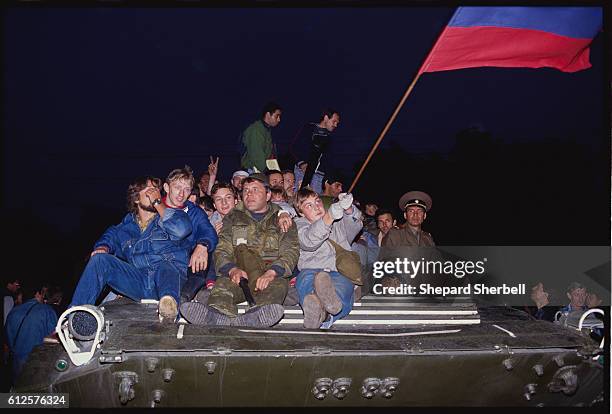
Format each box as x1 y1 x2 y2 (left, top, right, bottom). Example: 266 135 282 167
208 245 288 316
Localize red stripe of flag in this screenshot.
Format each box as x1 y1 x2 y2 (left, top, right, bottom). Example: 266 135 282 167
419 26 595 74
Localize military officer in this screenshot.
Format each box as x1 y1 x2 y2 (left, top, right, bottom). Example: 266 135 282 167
382 190 435 247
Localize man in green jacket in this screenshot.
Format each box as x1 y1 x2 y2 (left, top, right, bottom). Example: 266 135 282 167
240 102 282 173
180 173 299 327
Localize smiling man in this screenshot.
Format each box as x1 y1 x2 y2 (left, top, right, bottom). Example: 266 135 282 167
163 166 218 274
209 182 239 233
69 176 193 323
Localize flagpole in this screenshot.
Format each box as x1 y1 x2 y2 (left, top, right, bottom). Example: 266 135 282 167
347 17 452 194
347 71 423 193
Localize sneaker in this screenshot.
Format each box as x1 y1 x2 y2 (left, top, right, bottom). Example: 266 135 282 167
180 302 232 326
302 293 326 329
233 304 284 328
314 271 342 315
158 296 178 323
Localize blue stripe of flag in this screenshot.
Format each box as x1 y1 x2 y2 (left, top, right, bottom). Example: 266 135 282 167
449 7 602 39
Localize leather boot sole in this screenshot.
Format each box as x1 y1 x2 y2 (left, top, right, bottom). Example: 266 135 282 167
302 293 326 329
314 272 342 315
180 302 232 326
233 304 284 328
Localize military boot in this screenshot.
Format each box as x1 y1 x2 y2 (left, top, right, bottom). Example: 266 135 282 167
194 288 211 305
232 304 284 328
314 271 342 315
180 302 232 326
282 285 299 306
207 278 240 316
302 293 326 329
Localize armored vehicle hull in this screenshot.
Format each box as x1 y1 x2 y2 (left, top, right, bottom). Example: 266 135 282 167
13 296 605 407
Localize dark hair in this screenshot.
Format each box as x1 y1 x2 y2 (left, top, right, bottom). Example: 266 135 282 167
24 283 46 299
44 285 63 305
243 176 270 191
375 208 395 222
211 182 238 199
320 108 339 123
3 276 20 286
270 187 287 201
261 102 282 119
281 169 294 176
197 194 215 212
265 169 283 177
127 176 162 215
294 188 319 215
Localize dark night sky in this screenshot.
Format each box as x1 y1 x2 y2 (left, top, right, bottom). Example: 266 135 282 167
1 5 609 284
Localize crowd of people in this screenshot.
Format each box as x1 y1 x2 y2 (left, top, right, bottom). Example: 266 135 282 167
2 102 605 386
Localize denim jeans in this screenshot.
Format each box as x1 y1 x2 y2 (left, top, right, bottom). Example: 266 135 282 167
295 269 354 328
70 253 186 307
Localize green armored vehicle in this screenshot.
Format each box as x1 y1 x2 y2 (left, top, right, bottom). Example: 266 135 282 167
12 294 605 407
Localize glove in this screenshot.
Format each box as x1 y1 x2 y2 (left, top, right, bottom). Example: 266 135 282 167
338 192 353 210
329 202 344 220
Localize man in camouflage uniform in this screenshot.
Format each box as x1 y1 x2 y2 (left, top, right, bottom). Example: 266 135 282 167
181 173 299 327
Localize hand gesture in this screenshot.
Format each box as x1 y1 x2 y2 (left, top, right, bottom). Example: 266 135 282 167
208 156 219 177
338 192 353 210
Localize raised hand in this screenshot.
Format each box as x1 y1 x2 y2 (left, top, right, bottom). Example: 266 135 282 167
338 192 353 210
208 156 219 176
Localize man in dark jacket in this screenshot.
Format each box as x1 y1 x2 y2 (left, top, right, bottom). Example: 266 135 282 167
240 102 282 173
162 166 218 303
69 176 193 323
6 284 58 380
299 109 340 190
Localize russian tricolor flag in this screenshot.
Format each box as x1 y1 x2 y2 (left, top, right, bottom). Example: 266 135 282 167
419 7 602 74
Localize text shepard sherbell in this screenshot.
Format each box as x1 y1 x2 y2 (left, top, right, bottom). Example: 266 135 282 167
372 283 526 296
371 257 526 296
